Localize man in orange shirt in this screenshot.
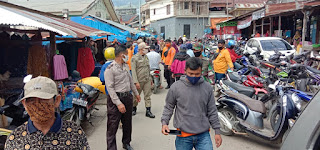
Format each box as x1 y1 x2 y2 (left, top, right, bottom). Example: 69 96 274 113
126 41 134 71
162 39 176 89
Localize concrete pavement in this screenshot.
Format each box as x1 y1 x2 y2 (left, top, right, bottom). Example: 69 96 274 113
84 87 279 150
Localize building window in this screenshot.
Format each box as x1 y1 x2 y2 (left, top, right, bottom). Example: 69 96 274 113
184 2 189 9
167 5 170 15
154 9 156 15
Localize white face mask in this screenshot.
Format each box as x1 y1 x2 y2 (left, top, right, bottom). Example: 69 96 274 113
122 54 129 62
143 49 148 54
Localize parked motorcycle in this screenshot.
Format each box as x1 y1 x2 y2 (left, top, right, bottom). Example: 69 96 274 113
60 77 104 126
217 80 301 144
151 70 161 94
0 75 31 149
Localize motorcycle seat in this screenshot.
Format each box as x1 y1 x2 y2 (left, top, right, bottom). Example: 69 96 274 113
225 91 266 114
306 66 320 74
222 80 255 97
228 72 241 82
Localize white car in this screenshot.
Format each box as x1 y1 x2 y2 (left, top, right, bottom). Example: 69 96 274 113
244 37 296 60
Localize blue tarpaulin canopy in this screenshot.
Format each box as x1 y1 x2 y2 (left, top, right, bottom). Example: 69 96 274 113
71 16 151 43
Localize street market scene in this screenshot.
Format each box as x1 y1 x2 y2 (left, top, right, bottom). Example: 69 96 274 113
0 0 320 149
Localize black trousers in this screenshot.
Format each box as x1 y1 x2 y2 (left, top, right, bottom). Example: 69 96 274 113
107 94 133 150
164 65 174 87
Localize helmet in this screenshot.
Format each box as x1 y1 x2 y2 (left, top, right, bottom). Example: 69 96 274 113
104 47 115 60
228 40 236 48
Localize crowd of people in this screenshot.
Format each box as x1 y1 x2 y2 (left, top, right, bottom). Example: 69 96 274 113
5 35 237 150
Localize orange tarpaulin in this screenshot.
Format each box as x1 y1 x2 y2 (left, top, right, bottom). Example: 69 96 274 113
210 18 228 29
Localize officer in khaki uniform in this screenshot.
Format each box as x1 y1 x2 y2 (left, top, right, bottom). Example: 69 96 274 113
131 42 155 118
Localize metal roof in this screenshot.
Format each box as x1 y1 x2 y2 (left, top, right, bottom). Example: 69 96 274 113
0 2 111 38
8 0 95 13
89 15 143 34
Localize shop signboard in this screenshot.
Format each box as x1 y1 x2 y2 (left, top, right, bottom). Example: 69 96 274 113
216 25 220 30
237 16 252 30
252 9 265 21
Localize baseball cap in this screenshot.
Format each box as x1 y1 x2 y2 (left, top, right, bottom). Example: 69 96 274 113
138 42 150 50
218 39 225 44
20 76 58 101
192 42 203 51
137 39 143 44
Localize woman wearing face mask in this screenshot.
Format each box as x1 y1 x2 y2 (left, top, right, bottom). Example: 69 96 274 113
192 42 215 85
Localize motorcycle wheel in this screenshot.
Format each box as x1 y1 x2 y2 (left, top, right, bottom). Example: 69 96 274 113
153 78 159 94
270 108 280 131
218 107 236 136
62 107 81 126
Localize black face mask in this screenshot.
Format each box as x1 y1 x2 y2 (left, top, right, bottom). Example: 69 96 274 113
218 47 223 50
194 51 202 57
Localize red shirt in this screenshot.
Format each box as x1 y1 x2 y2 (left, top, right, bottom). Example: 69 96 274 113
227 48 241 63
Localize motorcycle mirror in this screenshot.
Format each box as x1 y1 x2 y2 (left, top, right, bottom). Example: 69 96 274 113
23 75 33 83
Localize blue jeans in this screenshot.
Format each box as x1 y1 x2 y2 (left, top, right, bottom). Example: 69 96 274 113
215 73 226 83
175 131 213 150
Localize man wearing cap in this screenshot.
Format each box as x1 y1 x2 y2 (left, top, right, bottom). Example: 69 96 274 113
5 76 90 150
193 42 215 85
131 42 155 118
213 40 234 99
213 40 234 82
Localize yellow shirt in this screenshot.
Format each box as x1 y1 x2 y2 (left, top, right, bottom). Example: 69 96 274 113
213 48 234 74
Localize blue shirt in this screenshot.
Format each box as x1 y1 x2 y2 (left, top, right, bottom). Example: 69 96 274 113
100 61 113 95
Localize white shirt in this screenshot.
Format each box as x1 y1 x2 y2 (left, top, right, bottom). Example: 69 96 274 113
146 51 161 70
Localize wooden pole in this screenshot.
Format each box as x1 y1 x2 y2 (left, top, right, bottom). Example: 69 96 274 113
253 20 256 36
301 9 313 54
270 17 272 37
278 15 281 37
262 18 264 36
49 32 56 79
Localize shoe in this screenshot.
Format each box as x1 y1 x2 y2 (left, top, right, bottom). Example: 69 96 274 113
132 107 137 116
146 107 155 118
123 144 134 150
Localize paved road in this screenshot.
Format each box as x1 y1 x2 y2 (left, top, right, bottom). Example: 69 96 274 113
84 86 279 150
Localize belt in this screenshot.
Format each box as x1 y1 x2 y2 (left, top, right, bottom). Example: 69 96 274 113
116 92 131 98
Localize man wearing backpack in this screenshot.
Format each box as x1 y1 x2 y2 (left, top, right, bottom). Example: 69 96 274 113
161 39 176 89
192 42 215 85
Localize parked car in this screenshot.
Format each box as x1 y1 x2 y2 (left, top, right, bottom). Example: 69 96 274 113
281 90 320 150
244 37 295 60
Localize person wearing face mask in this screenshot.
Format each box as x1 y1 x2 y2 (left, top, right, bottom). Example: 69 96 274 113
131 42 155 118
213 39 234 82
5 76 90 149
161 39 176 89
105 45 141 150
161 57 222 150
192 42 215 85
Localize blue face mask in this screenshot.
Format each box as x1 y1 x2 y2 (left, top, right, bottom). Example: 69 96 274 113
186 75 201 85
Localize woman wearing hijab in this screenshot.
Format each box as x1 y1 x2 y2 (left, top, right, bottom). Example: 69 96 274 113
293 31 301 48
172 42 179 53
